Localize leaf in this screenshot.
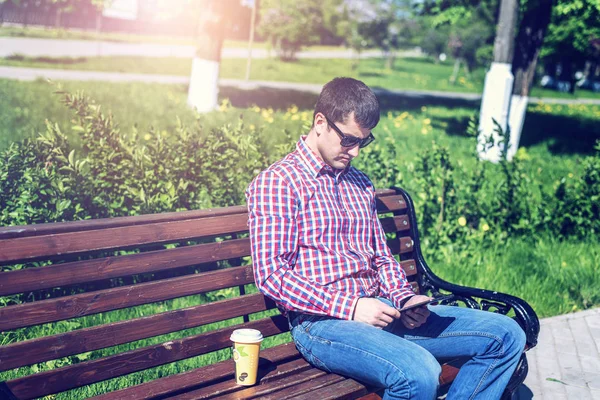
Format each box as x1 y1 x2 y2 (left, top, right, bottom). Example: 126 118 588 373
237 346 249 357
68 149 75 166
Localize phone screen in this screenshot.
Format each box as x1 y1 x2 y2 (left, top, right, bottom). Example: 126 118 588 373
399 294 455 312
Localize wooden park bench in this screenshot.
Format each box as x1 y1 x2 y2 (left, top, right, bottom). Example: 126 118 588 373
0 187 540 400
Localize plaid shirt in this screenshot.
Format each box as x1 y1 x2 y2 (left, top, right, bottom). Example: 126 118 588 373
246 137 415 320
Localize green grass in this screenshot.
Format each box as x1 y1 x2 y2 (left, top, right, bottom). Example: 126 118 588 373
0 78 598 396
430 236 600 319
0 26 348 52
2 54 599 100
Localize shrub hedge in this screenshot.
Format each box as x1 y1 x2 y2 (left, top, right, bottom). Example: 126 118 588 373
1 90 598 249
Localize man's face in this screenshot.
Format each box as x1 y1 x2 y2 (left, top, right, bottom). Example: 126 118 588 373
314 112 373 170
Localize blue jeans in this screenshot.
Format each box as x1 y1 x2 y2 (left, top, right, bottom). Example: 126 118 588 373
289 298 526 400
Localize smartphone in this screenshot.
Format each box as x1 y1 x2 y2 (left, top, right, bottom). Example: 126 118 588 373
399 294 455 312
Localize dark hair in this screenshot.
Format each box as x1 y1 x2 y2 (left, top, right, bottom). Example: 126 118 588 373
313 77 380 129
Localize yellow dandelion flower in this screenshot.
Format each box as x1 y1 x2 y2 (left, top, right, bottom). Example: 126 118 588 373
423 118 431 125
249 124 256 130
267 117 274 123
421 127 428 135
144 134 152 141
561 261 567 267
421 106 427 112
568 173 573 178
482 223 490 231
458 217 467 226
291 114 300 121
395 122 401 128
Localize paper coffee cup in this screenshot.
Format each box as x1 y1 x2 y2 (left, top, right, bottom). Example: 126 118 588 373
230 328 264 385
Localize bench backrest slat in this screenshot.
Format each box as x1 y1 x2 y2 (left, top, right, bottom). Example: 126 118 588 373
0 238 251 296
6 315 289 400
0 206 249 239
0 214 249 264
0 265 255 330
0 293 274 372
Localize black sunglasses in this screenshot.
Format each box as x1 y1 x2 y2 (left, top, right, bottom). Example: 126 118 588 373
325 116 375 148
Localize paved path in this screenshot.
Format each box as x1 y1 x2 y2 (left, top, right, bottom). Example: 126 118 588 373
1 65 599 106
516 308 600 400
0 36 412 59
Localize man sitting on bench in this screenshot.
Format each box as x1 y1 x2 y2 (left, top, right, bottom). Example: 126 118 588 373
246 77 525 400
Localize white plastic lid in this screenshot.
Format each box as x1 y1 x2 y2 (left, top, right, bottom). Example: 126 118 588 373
230 328 264 343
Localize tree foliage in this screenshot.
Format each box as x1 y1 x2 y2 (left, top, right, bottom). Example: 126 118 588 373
541 0 600 67
258 0 337 60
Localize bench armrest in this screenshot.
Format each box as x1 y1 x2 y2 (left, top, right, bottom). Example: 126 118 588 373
393 187 540 350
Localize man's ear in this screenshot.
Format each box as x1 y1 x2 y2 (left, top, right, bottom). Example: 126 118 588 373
314 112 327 136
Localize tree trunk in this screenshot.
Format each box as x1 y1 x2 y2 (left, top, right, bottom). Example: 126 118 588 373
187 0 227 113
508 0 553 160
55 10 62 29
0 1 6 27
385 51 395 70
478 0 518 163
450 58 461 84
512 0 553 97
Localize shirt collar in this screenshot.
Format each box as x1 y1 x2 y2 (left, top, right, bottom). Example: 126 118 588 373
296 136 350 178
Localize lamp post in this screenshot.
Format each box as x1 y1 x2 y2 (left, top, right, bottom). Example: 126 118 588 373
243 0 257 81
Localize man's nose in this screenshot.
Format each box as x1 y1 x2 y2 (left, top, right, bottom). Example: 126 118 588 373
348 145 360 158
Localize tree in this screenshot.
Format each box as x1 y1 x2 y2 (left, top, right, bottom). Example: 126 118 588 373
187 0 244 113
48 0 80 28
416 0 498 79
0 0 13 26
506 0 553 160
541 0 600 87
258 0 329 61
336 0 377 69
337 0 418 69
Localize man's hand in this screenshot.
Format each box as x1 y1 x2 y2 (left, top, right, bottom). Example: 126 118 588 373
353 298 400 328
399 295 431 329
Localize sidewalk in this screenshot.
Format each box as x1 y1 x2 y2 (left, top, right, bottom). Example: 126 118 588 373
1 66 599 106
516 308 600 399
0 36 405 59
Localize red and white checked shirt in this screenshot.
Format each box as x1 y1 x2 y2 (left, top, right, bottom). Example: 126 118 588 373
246 137 415 321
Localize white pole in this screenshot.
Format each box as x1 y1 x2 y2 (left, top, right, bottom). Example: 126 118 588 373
245 0 256 81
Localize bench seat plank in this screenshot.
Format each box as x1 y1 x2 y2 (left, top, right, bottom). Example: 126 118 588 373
236 373 346 400
176 363 330 400
281 376 369 400
92 342 303 400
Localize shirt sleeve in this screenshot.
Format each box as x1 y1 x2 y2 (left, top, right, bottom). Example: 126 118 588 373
246 169 359 320
370 191 415 309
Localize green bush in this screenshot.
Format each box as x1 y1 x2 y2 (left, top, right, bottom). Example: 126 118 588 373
0 90 275 226
404 118 600 254
1 90 598 250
